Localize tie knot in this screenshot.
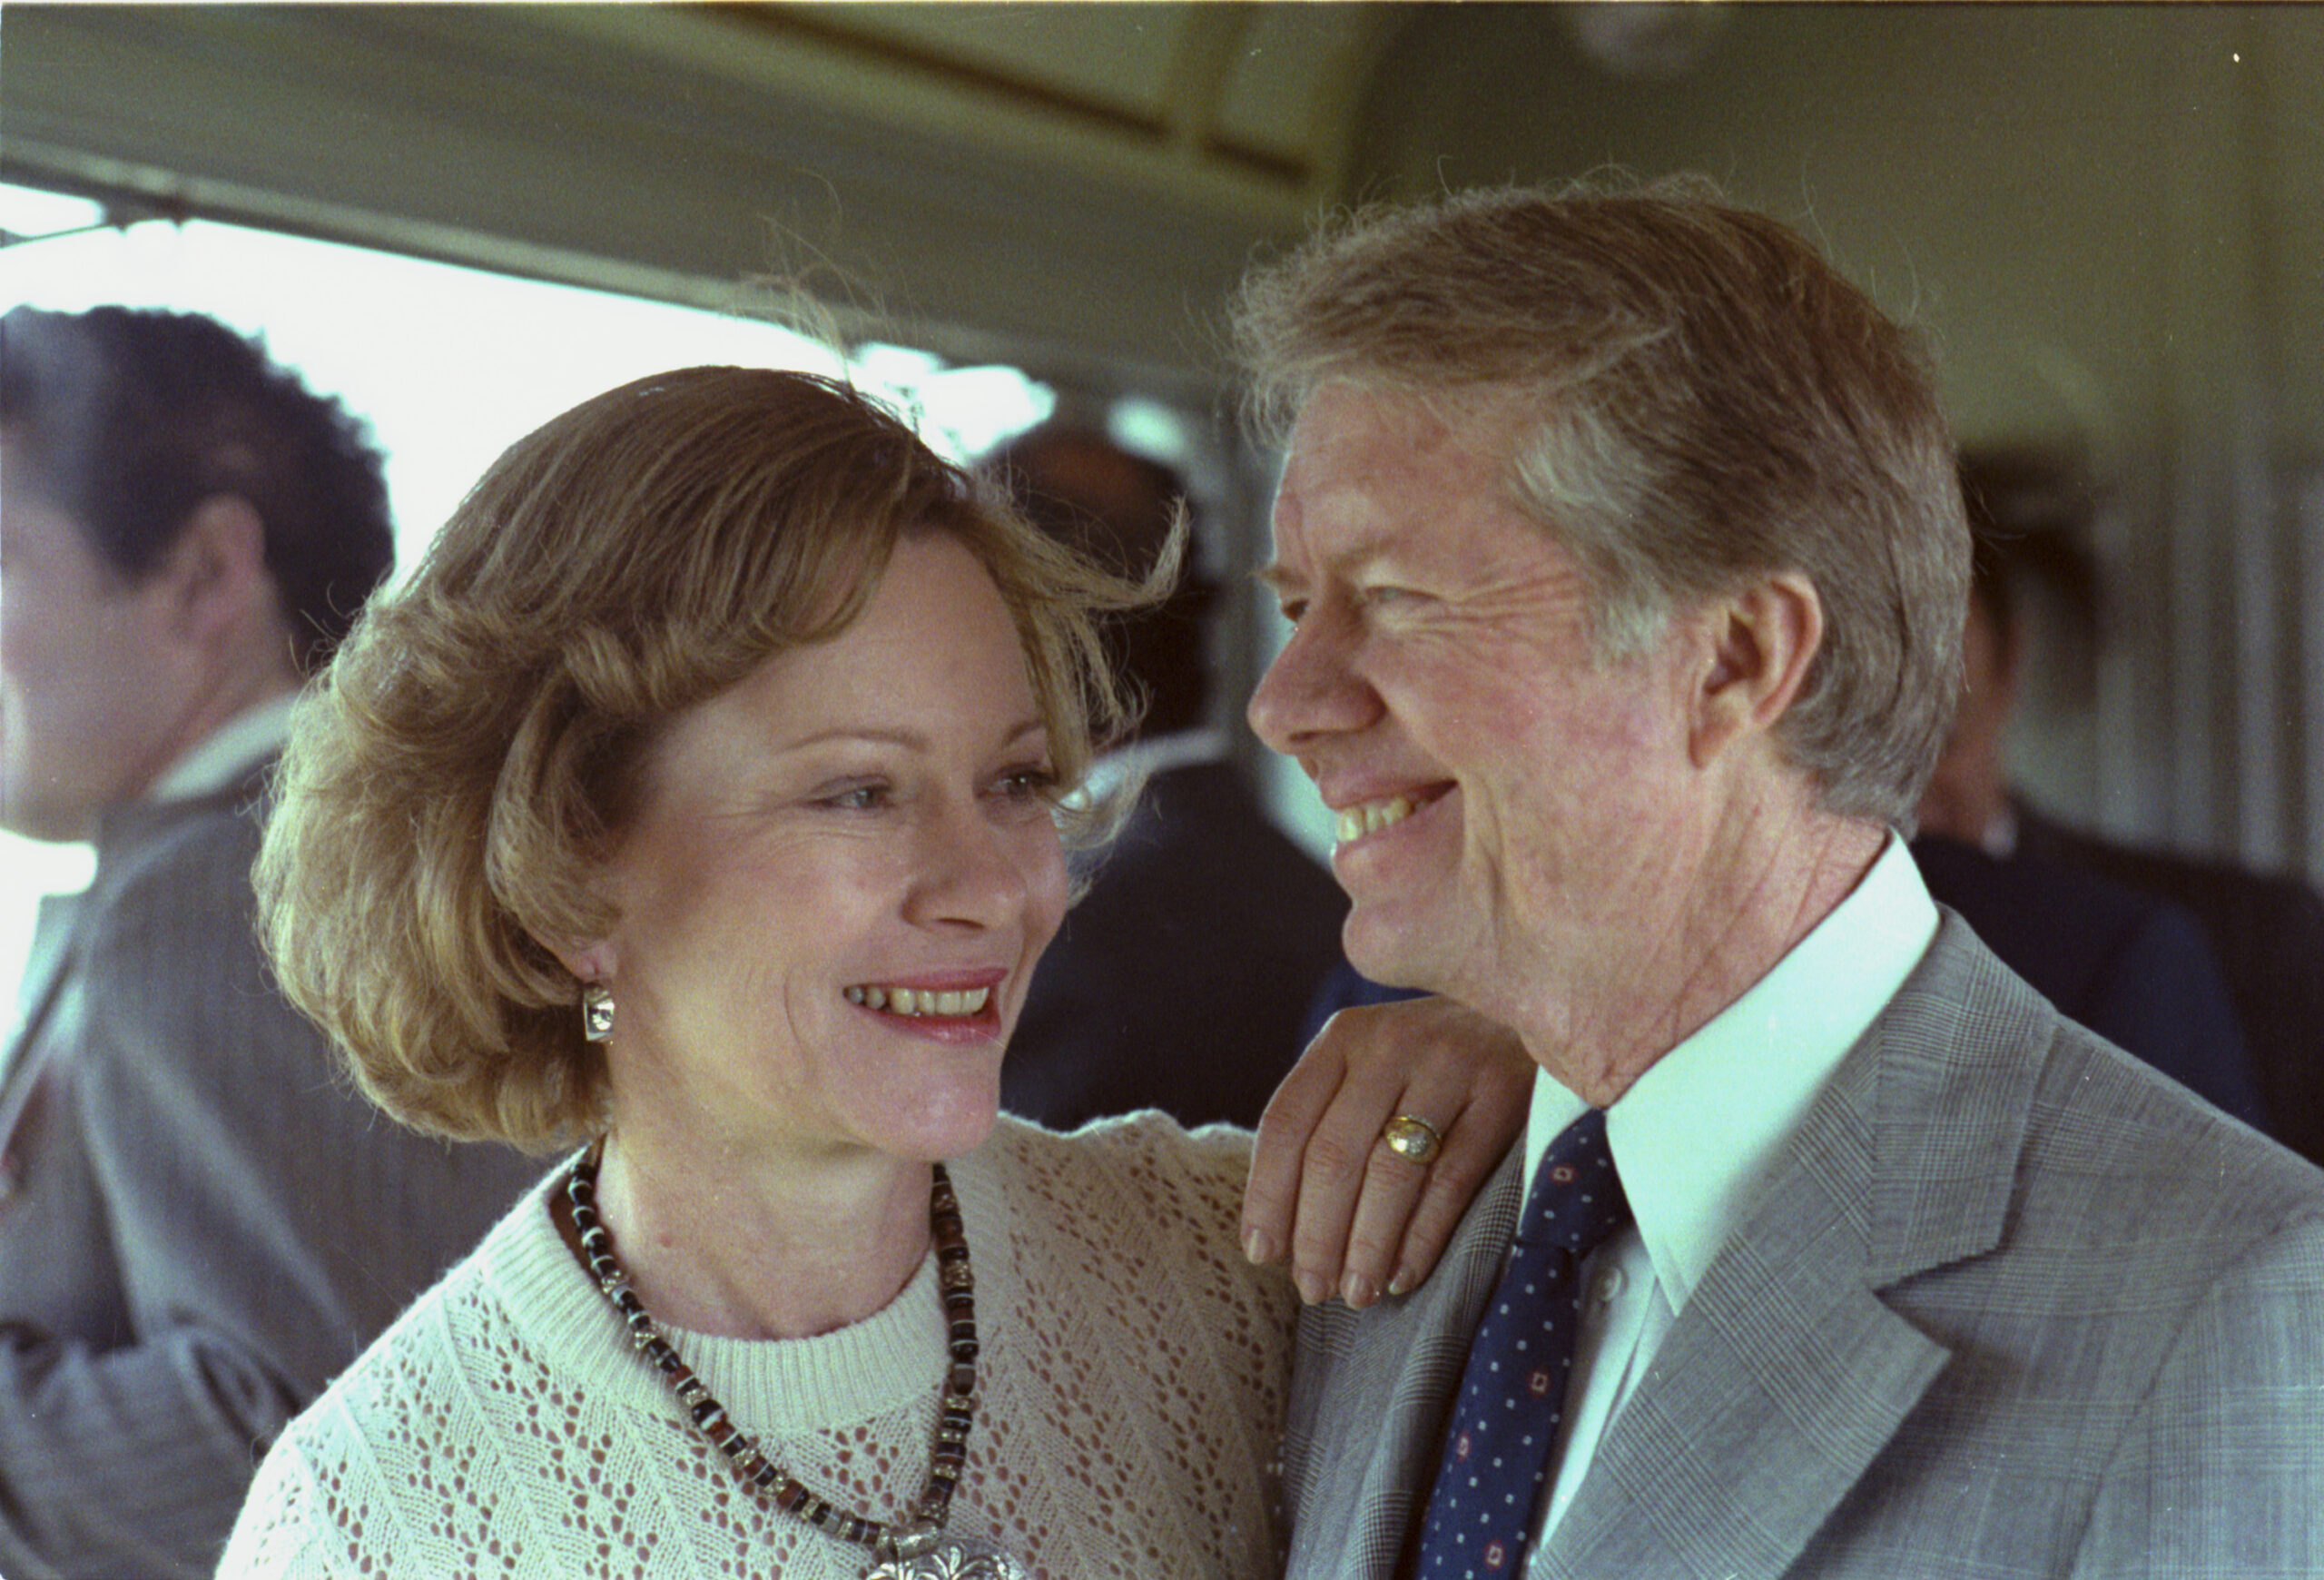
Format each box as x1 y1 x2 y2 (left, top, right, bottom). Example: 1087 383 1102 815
1517 1108 1630 1255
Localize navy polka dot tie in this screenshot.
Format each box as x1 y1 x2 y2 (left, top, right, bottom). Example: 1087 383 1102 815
1413 1107 1631 1578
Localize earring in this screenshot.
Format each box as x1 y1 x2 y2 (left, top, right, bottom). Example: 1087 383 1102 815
580 983 615 1042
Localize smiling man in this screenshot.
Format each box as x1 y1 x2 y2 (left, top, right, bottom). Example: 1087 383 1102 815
1234 180 2324 1578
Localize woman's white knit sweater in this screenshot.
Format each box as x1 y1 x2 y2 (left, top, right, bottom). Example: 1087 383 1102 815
219 1114 1296 1578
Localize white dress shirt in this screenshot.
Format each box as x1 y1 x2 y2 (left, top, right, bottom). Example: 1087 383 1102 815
144 690 300 804
1523 834 1940 1549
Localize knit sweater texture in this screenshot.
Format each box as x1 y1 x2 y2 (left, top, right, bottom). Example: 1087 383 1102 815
218 1113 1295 1578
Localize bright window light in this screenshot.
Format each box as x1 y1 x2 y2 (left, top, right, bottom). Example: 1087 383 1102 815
0 212 1053 569
1108 398 1193 466
0 182 106 241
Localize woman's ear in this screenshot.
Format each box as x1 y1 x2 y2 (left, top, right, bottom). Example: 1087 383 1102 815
547 937 617 986
1687 571 1824 768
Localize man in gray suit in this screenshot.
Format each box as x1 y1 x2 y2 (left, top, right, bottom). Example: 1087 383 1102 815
0 307 540 1578
1234 180 2324 1576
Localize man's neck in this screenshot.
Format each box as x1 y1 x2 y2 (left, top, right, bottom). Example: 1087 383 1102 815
143 681 301 804
1517 808 1887 1109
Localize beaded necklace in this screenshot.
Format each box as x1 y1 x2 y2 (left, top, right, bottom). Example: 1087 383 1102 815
565 1150 1029 1579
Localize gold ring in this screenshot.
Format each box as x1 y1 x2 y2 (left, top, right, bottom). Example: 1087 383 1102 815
1381 1113 1443 1165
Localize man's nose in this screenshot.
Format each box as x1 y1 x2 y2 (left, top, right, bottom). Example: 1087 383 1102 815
1247 604 1374 757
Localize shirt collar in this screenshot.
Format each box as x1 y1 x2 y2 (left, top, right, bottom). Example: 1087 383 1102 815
1521 833 1938 1316
144 691 300 804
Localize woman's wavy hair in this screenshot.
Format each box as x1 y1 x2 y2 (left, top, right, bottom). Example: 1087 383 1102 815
258 367 1145 1150
1231 174 1969 828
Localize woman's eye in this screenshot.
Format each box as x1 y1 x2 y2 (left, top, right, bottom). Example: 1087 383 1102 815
993 766 1059 802
820 783 891 811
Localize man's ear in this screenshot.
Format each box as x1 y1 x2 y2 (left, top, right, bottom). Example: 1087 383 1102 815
158 494 275 647
1688 571 1824 768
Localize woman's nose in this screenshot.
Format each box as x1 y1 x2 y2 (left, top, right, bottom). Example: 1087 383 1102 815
902 803 1039 932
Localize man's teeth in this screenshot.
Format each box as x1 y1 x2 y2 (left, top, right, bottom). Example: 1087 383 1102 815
1336 794 1416 844
843 985 992 1017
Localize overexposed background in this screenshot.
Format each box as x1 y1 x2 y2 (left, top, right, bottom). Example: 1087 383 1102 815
0 183 1066 1026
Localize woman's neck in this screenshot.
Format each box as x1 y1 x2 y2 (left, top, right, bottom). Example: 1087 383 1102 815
587 1129 933 1340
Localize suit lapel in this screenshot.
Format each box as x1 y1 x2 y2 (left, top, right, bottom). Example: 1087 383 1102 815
1541 919 2050 1580
1540 1044 1949 1579
0 888 89 1146
1 780 260 1163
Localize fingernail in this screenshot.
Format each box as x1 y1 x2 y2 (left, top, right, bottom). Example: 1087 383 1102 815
1294 1269 1329 1305
1243 1227 1275 1265
1343 1270 1380 1308
1387 1268 1415 1299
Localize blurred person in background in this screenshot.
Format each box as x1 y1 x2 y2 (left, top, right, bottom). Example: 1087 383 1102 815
1916 449 2319 1162
989 421 1346 1131
0 306 540 1580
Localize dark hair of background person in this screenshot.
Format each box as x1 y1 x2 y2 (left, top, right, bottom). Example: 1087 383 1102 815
0 306 395 674
1957 447 2101 651
987 421 1217 740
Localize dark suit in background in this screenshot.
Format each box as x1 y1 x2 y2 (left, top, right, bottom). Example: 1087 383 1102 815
986 421 1345 1131
1909 832 2266 1129
2015 804 2324 1168
1008 748 1346 1130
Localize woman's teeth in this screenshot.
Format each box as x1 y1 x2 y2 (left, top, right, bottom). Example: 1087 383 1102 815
844 985 991 1017
1336 794 1416 844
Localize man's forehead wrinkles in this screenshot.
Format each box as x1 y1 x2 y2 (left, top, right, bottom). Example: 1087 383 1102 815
1262 479 1395 582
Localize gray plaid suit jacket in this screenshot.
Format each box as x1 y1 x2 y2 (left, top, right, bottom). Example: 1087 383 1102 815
0 768 544 1579
1280 914 2324 1578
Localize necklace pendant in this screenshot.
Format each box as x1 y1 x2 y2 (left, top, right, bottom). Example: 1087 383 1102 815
865 1527 1030 1580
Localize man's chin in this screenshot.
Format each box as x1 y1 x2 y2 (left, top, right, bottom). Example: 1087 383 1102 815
1344 911 1448 995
